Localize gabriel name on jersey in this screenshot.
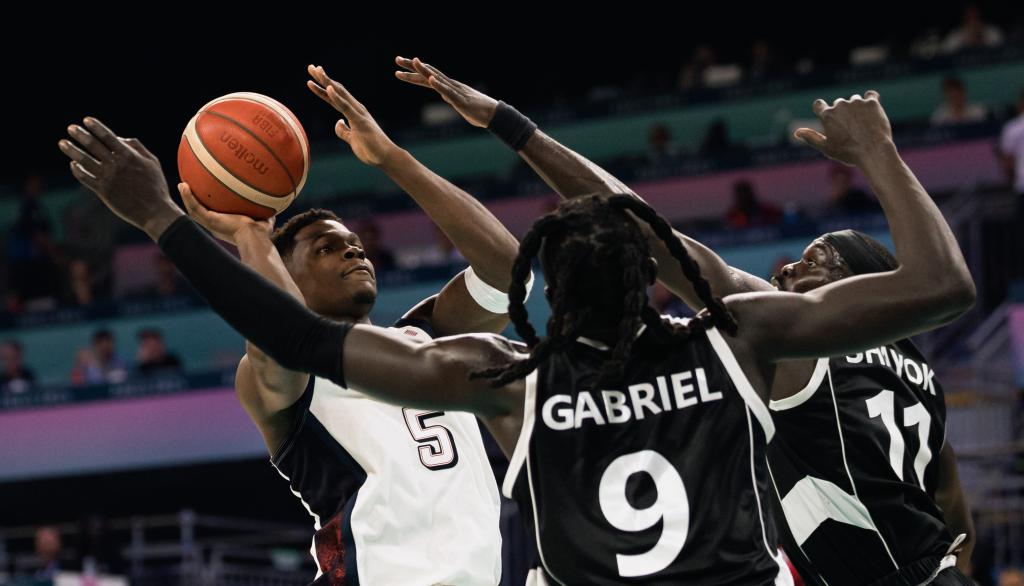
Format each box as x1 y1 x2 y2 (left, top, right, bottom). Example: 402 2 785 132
541 367 723 430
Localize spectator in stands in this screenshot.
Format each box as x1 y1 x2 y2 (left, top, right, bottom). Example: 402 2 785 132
678 44 717 91
999 90 1024 195
942 3 1004 54
78 515 121 576
356 219 396 272
0 339 35 395
415 225 465 268
700 118 746 158
999 90 1024 280
84 329 128 384
69 347 95 387
932 77 988 126
61 191 120 301
65 258 95 307
6 175 63 313
149 253 186 298
647 123 679 162
33 526 61 580
725 180 781 229
827 164 878 214
749 39 784 82
999 568 1024 586
135 328 183 377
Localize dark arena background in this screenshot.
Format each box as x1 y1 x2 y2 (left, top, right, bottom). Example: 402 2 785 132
3 7 1024 585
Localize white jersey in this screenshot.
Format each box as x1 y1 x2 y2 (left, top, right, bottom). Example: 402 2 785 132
270 322 502 585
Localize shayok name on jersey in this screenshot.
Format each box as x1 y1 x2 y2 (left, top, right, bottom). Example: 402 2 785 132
541 367 723 431
845 345 937 395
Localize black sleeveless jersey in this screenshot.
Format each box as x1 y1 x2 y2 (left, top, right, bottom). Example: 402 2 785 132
767 339 952 586
503 321 788 585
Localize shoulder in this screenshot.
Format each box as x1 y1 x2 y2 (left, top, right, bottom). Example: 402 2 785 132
393 314 438 339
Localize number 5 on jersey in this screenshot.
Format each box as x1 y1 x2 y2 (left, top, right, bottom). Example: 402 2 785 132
403 408 460 471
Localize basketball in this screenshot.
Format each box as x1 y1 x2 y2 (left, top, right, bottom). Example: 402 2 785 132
177 92 309 219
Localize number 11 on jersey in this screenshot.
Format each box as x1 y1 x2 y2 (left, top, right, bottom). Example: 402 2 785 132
865 390 933 489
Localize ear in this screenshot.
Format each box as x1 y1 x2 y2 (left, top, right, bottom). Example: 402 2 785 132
644 256 659 285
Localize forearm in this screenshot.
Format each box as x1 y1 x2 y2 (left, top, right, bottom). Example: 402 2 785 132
858 142 974 305
518 130 770 303
233 226 306 366
342 326 514 417
944 498 975 572
158 217 348 383
379 148 517 290
519 130 632 198
935 442 975 570
234 227 304 304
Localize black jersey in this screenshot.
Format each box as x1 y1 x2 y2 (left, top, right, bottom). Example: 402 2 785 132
767 339 952 586
503 321 789 585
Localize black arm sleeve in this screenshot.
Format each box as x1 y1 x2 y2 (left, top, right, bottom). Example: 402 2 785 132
158 216 349 386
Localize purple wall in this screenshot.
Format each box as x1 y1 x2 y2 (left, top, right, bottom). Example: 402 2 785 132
0 388 265 482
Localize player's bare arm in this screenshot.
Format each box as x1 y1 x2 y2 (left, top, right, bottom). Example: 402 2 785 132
726 93 975 386
394 55 773 308
179 185 311 445
307 64 519 336
934 441 975 571
341 325 528 453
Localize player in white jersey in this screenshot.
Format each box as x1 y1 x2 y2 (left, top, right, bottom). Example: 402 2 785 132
176 65 523 584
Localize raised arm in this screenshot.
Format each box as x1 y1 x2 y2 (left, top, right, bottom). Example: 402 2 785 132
729 92 976 363
394 56 773 308
57 118 520 420
178 186 310 425
306 64 519 336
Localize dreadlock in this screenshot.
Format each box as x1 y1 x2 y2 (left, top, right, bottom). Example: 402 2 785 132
474 194 737 388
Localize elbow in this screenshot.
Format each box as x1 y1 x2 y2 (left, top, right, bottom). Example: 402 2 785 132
938 273 977 320
913 270 976 324
952 278 977 315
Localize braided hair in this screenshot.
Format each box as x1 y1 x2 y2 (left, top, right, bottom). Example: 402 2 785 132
474 194 736 388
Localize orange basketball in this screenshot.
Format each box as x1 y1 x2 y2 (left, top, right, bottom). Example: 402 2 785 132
177 93 310 219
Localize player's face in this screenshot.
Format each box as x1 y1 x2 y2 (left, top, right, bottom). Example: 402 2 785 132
288 220 378 320
771 239 850 293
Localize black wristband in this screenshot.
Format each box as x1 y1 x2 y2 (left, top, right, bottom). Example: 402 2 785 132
487 101 537 151
158 217 350 386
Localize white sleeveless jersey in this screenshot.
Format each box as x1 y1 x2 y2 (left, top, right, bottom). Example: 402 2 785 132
270 323 502 585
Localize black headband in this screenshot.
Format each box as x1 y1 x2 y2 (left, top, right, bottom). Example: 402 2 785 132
821 229 897 276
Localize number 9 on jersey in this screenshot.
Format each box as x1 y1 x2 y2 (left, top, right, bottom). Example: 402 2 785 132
598 449 690 578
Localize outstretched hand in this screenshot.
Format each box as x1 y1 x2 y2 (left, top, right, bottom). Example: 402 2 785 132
394 56 498 129
306 64 399 167
793 90 894 167
57 117 182 240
